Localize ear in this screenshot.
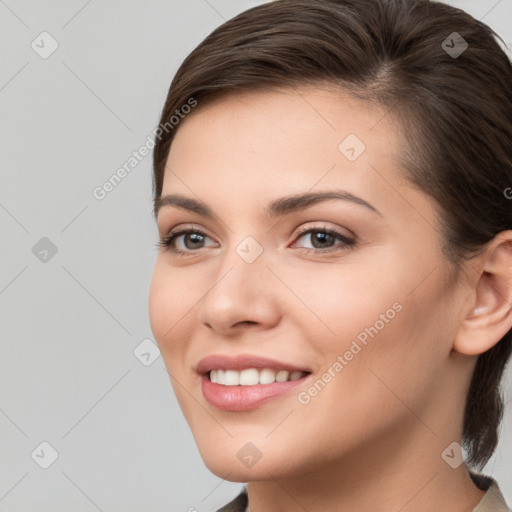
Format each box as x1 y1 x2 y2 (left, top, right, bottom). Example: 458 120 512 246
453 230 512 356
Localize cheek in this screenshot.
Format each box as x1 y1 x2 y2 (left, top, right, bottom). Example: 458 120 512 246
148 264 197 413
285 250 445 405
280 252 406 353
148 264 169 341
148 263 190 357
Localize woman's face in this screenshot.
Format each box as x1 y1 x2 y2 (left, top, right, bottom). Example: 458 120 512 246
149 87 471 481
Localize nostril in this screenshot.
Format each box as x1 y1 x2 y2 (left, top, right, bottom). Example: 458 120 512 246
236 321 257 327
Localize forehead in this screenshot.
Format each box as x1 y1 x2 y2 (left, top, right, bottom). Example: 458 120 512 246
163 86 403 190
174 86 393 141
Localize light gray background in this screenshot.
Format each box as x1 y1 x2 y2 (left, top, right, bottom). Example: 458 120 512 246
1 1 511 511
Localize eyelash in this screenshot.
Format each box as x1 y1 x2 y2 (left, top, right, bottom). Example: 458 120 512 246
155 225 356 257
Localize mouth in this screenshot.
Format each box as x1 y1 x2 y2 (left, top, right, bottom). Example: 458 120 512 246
206 368 311 385
195 353 314 411
199 368 313 412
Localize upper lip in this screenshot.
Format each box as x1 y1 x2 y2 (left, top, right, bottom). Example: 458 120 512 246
196 353 312 375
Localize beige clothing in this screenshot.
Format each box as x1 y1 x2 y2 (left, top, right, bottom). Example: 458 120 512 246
470 471 511 512
216 471 511 512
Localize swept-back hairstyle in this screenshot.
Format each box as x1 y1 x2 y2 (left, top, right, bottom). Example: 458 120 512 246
152 0 512 469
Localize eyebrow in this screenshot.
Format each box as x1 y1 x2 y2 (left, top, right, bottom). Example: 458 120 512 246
154 190 382 219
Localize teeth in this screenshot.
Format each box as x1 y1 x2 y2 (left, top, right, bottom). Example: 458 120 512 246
209 368 308 386
276 370 289 382
260 368 277 384
241 368 260 385
224 370 240 386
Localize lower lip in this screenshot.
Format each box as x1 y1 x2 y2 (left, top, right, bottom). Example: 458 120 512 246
200 373 311 411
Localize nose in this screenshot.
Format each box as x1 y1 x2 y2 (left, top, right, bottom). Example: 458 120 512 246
198 244 281 336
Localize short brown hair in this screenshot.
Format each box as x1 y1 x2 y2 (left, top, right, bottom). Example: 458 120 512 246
152 0 512 469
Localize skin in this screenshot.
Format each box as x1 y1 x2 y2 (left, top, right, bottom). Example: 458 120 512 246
148 87 512 512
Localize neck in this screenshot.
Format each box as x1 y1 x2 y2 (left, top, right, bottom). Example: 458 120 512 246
244 423 485 512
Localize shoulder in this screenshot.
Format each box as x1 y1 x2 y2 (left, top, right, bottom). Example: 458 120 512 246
469 470 511 512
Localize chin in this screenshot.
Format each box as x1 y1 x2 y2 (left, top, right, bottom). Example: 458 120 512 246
195 439 281 481
201 454 261 482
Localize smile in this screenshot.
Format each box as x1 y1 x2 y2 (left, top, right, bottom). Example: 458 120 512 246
201 371 312 411
209 368 310 385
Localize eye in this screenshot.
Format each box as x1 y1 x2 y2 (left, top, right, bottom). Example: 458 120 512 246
291 225 356 254
156 227 217 256
155 224 356 256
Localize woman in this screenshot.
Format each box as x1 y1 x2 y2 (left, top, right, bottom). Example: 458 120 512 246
148 0 512 510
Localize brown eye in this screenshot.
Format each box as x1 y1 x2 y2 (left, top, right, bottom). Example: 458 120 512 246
157 229 217 255
292 227 356 253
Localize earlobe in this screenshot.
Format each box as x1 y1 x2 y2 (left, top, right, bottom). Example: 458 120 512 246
453 231 512 356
